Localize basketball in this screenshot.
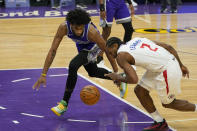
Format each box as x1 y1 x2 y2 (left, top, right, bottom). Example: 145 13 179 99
80 85 100 105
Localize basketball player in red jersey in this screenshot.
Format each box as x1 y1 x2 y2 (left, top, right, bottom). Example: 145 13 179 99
105 37 197 131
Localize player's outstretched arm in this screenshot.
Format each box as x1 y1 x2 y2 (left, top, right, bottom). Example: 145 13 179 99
106 52 138 84
116 52 138 84
33 23 67 90
88 25 118 72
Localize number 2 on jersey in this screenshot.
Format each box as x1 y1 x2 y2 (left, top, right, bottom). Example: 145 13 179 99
140 43 158 52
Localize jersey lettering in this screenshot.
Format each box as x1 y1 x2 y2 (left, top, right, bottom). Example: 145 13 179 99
140 43 158 52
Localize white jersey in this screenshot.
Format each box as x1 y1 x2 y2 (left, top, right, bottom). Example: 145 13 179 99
117 37 175 72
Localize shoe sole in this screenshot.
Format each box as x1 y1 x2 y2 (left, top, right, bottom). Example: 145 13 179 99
120 83 128 99
122 84 128 99
51 107 61 116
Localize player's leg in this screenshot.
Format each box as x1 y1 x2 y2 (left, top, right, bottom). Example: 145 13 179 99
114 2 131 26
160 0 168 13
134 85 169 131
114 2 133 43
135 71 169 130
97 27 111 67
84 62 111 80
134 85 156 113
162 99 196 111
97 1 114 65
51 51 89 116
160 58 196 111
170 0 178 13
122 22 134 43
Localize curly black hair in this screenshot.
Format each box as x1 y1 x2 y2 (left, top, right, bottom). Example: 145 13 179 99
66 8 91 25
106 37 124 48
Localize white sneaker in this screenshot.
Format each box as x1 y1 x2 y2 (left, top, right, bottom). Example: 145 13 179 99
97 60 112 72
119 73 128 99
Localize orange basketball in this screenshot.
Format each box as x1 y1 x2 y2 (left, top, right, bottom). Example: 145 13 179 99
80 85 100 105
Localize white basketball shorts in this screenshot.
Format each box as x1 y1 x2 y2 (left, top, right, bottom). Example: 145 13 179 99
139 58 182 104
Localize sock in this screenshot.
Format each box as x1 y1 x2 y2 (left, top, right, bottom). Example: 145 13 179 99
195 104 197 112
150 110 164 123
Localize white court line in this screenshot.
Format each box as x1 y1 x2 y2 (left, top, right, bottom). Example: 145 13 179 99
12 120 20 124
134 15 151 24
0 67 66 70
67 119 96 123
185 78 197 81
168 118 197 123
124 121 153 124
49 74 68 77
12 78 31 83
21 113 44 118
0 106 7 110
124 118 197 124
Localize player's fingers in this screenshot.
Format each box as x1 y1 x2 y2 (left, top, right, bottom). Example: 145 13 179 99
104 74 109 77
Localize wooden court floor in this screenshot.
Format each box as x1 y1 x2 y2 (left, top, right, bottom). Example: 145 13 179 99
0 13 197 130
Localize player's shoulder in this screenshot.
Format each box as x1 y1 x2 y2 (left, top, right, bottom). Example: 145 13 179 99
88 23 99 37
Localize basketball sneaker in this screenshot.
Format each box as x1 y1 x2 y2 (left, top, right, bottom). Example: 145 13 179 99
119 73 128 99
51 100 67 116
160 8 168 13
143 119 169 131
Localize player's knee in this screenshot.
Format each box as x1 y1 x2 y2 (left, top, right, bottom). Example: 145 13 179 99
125 26 134 34
88 72 97 77
134 85 149 98
123 22 134 33
68 62 79 73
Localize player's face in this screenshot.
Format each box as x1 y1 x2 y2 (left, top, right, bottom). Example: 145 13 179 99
107 44 118 58
71 24 84 37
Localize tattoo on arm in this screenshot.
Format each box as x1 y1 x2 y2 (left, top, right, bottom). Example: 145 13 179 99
41 23 66 74
42 49 56 74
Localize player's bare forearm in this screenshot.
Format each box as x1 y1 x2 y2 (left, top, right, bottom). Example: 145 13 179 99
42 23 66 75
99 0 104 5
42 49 56 74
117 53 138 84
154 41 183 67
105 50 118 72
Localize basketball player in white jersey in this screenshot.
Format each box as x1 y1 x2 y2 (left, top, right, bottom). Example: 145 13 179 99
105 37 197 131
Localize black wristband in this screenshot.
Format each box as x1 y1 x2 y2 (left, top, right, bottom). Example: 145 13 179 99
126 0 132 5
100 4 105 11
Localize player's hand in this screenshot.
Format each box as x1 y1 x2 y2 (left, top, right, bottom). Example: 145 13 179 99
114 80 121 87
100 11 106 19
32 76 46 91
105 73 120 81
181 65 189 78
